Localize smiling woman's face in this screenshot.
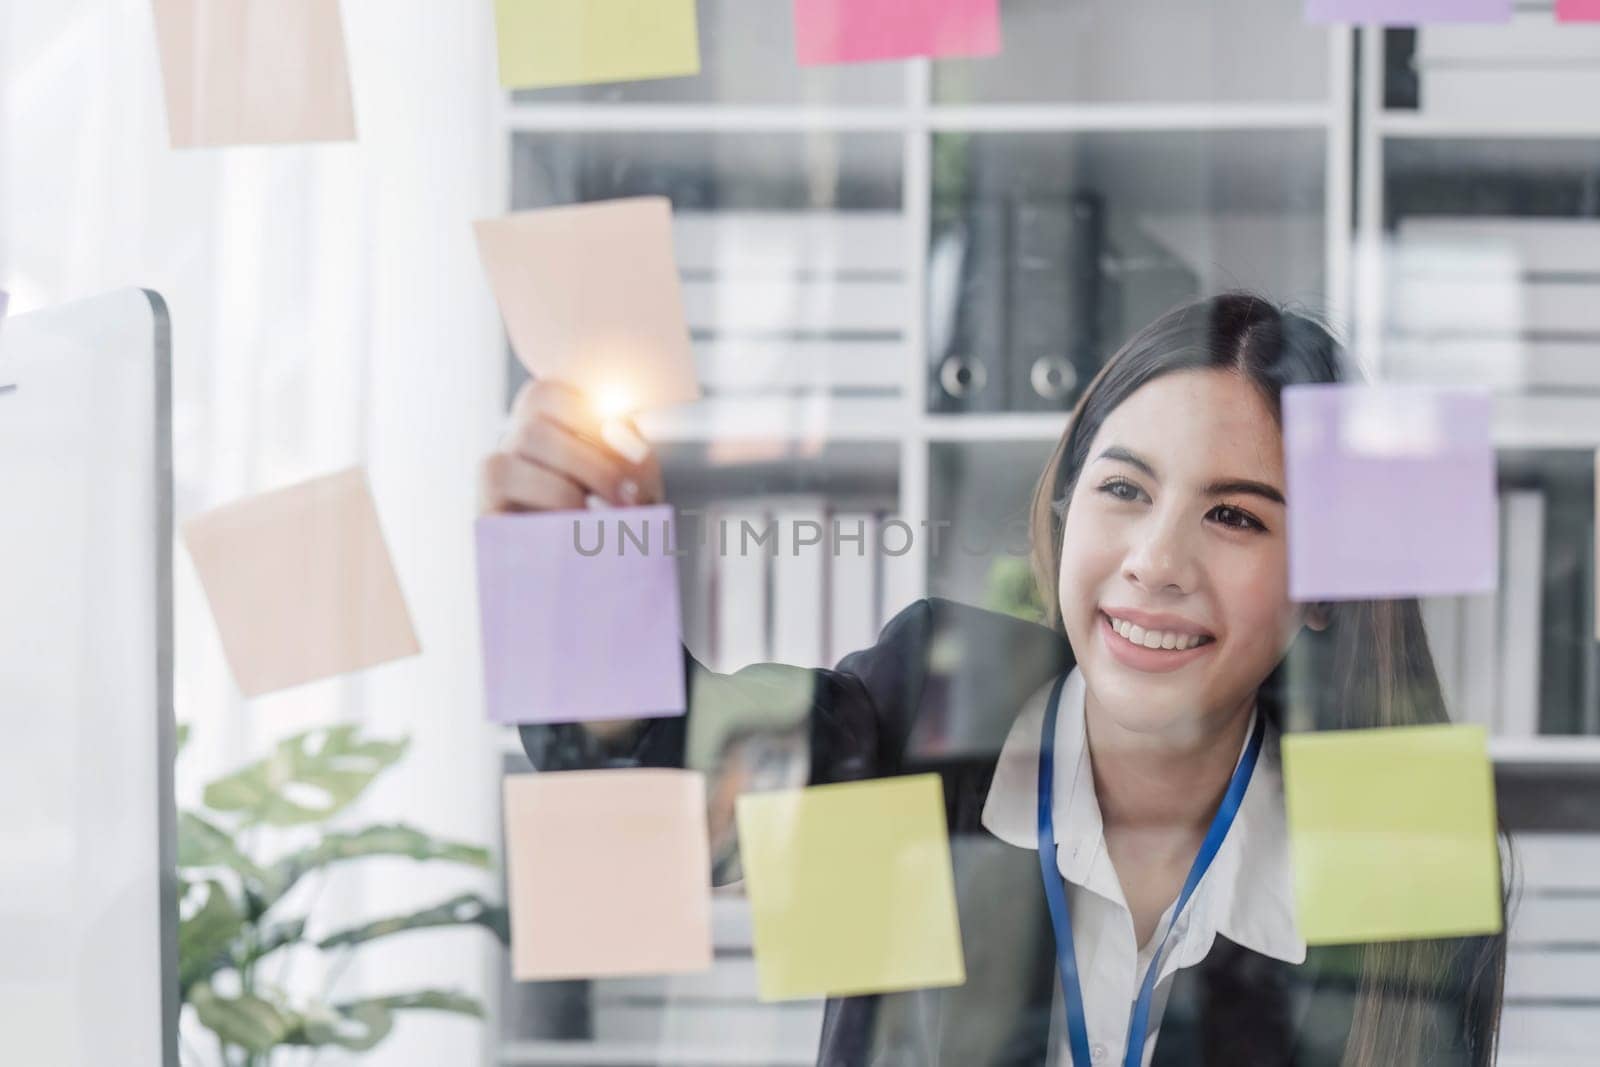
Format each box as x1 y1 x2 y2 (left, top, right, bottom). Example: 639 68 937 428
1057 368 1323 743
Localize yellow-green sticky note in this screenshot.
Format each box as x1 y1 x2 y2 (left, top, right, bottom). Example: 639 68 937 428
494 0 702 90
1282 724 1502 945
736 774 966 1001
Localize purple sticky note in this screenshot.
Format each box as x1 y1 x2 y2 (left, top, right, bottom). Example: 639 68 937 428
1305 0 1511 23
794 0 1000 66
1284 385 1497 601
476 505 685 724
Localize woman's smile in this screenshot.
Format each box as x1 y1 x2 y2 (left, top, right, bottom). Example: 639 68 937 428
1098 609 1217 674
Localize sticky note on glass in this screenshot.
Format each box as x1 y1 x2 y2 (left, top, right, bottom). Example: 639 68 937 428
504 769 711 979
794 0 1000 65
1305 0 1510 21
1558 0 1600 21
1282 724 1502 944
494 0 701 89
1283 385 1496 601
737 774 965 1001
475 198 700 414
150 0 356 148
476 505 685 724
183 468 420 697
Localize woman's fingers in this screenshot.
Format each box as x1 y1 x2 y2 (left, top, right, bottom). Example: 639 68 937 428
478 450 585 514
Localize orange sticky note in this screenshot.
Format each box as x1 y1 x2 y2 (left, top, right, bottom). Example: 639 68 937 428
736 774 965 1000
182 468 420 697
474 197 701 414
503 769 712 980
150 0 357 148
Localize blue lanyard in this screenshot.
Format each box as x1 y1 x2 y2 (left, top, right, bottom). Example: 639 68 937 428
1036 672 1264 1067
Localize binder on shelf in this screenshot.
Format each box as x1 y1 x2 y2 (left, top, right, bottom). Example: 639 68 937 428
1008 193 1105 412
771 502 828 669
1413 11 1600 126
1457 491 1502 732
827 511 880 666
930 199 1009 413
1499 489 1547 738
1420 595 1464 722
712 504 771 674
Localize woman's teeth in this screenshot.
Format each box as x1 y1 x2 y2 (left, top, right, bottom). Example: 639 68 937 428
1107 614 1210 651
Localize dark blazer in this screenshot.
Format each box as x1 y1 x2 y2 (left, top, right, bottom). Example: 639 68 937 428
520 597 1492 1066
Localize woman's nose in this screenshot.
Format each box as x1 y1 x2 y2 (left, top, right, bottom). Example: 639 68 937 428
1121 514 1199 595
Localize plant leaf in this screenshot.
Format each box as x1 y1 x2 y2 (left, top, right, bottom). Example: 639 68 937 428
317 892 509 951
201 725 408 828
280 991 482 1052
178 880 244 993
263 824 490 909
247 917 308 964
177 811 271 886
188 983 293 1054
177 722 191 754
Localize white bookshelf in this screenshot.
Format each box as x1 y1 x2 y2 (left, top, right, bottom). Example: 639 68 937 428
490 4 1600 1062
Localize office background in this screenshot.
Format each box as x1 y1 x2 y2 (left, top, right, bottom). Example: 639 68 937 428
2 1 1599 1065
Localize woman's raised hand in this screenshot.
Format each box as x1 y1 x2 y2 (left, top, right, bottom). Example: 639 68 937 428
479 379 664 515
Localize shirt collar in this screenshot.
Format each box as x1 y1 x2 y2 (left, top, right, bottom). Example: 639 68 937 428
980 666 1306 968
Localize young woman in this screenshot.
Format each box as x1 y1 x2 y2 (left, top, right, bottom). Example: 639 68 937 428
481 293 1507 1067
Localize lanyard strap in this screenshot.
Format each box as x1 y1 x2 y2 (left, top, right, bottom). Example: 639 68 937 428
1036 673 1265 1067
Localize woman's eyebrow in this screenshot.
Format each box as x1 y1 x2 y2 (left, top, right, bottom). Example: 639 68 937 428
1095 444 1285 505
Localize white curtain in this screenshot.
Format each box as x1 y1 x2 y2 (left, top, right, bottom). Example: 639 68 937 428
1 2 506 1064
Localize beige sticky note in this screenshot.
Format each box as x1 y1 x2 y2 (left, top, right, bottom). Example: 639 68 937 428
494 0 702 90
503 769 712 980
736 774 966 1001
1282 724 1503 945
151 0 357 148
182 468 420 697
474 197 701 414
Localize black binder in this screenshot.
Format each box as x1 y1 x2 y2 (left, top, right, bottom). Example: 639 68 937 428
931 198 1010 413
1008 193 1105 412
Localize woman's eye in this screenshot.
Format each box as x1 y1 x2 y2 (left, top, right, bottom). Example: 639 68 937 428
1098 478 1146 503
1211 504 1266 532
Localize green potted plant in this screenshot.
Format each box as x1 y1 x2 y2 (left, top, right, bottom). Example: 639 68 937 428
177 723 509 1066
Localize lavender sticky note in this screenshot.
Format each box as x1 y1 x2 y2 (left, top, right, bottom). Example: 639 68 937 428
1305 0 1511 23
1284 385 1497 601
794 0 1000 66
476 505 685 724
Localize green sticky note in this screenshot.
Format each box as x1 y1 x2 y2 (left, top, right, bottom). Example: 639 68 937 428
494 0 701 90
736 774 966 1001
1282 724 1502 945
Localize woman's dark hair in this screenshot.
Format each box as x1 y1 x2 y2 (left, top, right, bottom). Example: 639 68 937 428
1027 292 1507 1067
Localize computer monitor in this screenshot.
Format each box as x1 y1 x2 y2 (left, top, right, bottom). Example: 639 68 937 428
0 288 177 1066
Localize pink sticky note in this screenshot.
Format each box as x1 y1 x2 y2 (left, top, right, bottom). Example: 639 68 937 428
1284 385 1498 601
182 469 421 697
1305 0 1511 22
150 0 357 147
1558 0 1600 20
794 0 1000 66
474 197 700 415
504 769 712 980
476 505 685 724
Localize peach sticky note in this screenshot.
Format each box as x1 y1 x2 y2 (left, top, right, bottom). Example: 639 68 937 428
182 468 420 697
503 769 712 980
1558 0 1600 20
150 0 357 148
794 0 1001 66
736 774 965 1001
1282 724 1503 945
475 197 700 413
494 0 702 89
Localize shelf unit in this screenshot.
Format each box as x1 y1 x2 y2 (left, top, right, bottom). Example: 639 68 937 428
488 5 1600 1063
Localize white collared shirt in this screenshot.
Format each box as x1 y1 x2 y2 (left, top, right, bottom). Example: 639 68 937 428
980 667 1306 1067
